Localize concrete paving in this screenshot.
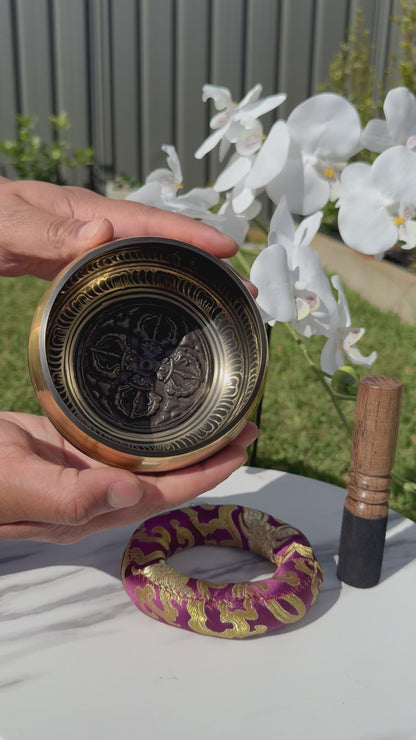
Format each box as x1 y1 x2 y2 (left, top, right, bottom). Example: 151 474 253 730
311 232 416 326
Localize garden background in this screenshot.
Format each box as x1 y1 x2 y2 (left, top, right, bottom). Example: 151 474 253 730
1 0 416 520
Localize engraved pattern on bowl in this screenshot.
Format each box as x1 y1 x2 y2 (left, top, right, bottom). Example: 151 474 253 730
28 238 268 471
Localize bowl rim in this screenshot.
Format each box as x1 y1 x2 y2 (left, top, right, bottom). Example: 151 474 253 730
29 237 268 471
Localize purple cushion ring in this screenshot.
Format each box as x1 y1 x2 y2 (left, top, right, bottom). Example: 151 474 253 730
121 503 323 639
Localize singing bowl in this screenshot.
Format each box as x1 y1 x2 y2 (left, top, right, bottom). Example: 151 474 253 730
28 237 268 472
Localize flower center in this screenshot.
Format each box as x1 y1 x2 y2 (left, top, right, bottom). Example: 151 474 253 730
394 215 404 226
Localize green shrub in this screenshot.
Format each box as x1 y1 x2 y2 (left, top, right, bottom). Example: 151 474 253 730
317 10 383 129
390 0 416 94
0 111 93 184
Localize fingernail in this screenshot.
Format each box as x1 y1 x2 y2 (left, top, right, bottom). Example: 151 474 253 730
107 480 143 510
212 231 237 245
78 217 107 241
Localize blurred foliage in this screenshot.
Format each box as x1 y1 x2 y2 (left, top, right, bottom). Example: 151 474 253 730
317 10 383 130
0 111 93 184
390 0 416 94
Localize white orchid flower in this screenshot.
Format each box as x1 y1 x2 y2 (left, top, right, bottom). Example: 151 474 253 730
337 145 416 254
361 86 416 153
321 276 377 376
127 144 182 206
127 144 219 217
213 149 259 214
250 198 337 337
195 83 286 161
212 116 271 213
233 116 264 156
202 191 261 246
247 93 362 215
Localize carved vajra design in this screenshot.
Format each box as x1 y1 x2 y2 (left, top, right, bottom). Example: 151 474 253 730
80 304 210 432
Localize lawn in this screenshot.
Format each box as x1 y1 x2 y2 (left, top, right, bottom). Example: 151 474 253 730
1 265 416 521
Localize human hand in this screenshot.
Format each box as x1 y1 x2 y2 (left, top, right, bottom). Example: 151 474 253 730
0 412 257 544
0 177 238 279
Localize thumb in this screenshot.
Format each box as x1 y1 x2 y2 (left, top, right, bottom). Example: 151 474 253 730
1 193 114 278
34 214 115 279
1 461 143 526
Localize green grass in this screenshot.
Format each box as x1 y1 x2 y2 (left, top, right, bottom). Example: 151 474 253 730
0 274 46 414
1 267 416 521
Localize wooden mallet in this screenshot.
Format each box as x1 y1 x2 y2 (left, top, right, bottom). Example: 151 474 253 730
337 375 403 588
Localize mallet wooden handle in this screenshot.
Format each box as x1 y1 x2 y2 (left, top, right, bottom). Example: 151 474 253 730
337 375 402 588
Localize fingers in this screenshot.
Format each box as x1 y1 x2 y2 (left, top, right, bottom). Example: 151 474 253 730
36 182 239 258
101 199 239 258
0 456 144 526
0 179 238 279
0 415 143 525
130 421 259 522
0 421 258 544
0 190 115 279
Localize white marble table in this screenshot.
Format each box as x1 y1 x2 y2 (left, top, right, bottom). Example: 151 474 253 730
1 466 415 740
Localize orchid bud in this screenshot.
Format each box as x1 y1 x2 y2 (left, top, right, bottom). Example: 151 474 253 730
331 366 359 396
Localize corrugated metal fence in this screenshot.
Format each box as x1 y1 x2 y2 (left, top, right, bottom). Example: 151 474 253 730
0 0 404 191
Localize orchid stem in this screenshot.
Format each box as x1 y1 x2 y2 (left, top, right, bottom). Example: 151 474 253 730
284 323 353 436
252 218 269 237
233 249 253 279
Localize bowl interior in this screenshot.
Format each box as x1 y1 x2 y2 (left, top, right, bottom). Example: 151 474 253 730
39 238 267 459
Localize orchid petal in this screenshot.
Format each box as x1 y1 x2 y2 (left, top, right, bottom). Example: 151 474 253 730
250 243 296 323
235 118 263 155
245 121 290 189
338 171 398 254
302 163 331 214
384 86 416 144
340 161 372 189
361 119 393 153
343 327 364 348
320 334 344 376
295 210 323 247
331 275 351 327
297 248 336 314
145 167 175 185
266 139 305 210
161 144 182 183
292 252 336 336
202 210 248 245
227 119 244 143
214 155 252 192
287 93 362 160
176 187 219 209
236 92 287 120
232 182 255 214
218 136 232 161
241 197 262 220
195 125 229 159
268 158 329 216
295 294 319 320
202 84 232 109
269 196 295 245
237 83 263 108
343 329 377 367
398 218 416 249
210 110 232 129
372 145 416 205
126 181 165 207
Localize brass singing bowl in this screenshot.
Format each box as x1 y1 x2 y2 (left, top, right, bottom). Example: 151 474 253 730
28 237 268 472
